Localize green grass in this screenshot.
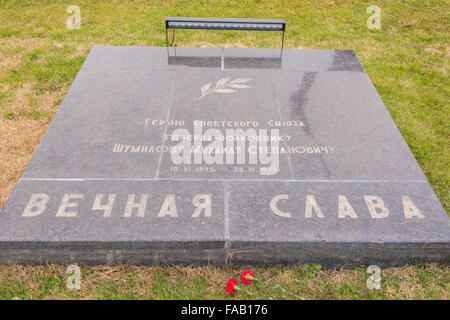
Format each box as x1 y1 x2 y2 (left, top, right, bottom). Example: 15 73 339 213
0 0 448 299
0 264 448 300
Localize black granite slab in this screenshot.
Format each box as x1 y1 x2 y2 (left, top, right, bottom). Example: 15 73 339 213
0 46 448 266
228 180 449 266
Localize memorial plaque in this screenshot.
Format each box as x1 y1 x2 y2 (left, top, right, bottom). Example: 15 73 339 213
0 46 448 266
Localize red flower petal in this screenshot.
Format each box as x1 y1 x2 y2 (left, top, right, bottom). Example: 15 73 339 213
241 269 254 284
226 278 238 294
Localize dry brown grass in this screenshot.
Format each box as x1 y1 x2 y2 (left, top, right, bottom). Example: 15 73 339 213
0 264 448 300
0 83 66 210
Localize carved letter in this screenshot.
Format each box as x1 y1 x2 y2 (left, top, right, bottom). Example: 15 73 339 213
402 195 425 219
192 194 212 217
270 194 291 218
92 194 116 217
157 194 178 217
56 194 84 217
124 194 148 217
305 195 324 218
364 196 389 218
338 195 358 218
22 193 49 217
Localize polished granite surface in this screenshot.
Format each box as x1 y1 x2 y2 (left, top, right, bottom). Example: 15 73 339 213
0 46 448 266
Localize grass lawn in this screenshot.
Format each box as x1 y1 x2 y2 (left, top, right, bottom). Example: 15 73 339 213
0 0 448 299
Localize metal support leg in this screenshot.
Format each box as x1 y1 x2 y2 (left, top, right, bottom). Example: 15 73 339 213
165 28 176 47
171 29 175 47
281 30 285 50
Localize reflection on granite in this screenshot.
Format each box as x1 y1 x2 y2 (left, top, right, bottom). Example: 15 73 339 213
168 56 221 68
168 55 282 70
224 57 281 69
289 72 317 135
328 50 364 71
78 46 365 73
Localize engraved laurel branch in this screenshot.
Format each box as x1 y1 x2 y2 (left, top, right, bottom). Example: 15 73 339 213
199 77 252 100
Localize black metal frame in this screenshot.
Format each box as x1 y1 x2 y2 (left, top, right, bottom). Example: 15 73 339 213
165 17 286 49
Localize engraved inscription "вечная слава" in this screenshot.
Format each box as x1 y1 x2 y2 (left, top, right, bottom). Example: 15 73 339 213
21 193 425 219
